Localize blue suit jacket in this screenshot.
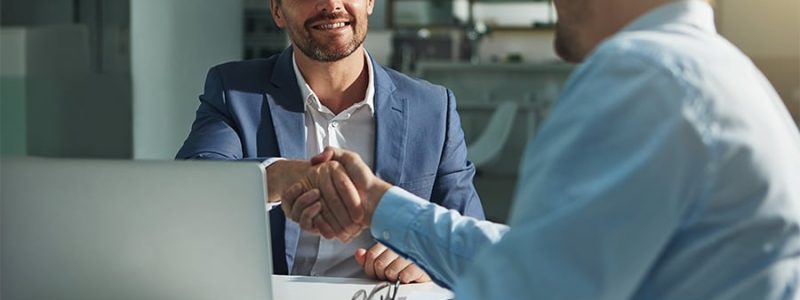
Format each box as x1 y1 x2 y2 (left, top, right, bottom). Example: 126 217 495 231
176 48 484 275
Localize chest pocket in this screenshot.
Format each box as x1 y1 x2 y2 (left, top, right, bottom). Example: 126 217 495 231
397 173 436 199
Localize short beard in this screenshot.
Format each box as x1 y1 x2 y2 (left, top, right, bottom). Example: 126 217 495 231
293 11 366 62
297 34 364 62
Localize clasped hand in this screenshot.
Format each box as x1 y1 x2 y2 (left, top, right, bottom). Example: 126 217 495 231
279 147 430 283
279 146 379 242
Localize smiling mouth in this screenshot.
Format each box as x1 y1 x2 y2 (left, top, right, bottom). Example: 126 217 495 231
313 21 352 30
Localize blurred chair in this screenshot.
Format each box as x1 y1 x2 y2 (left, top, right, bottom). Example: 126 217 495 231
467 101 519 168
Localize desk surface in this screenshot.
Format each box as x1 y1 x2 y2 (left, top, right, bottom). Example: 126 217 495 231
272 275 453 300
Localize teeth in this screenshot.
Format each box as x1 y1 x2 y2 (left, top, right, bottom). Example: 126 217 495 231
319 22 347 29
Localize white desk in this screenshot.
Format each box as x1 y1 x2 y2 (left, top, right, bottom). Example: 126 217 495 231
272 275 454 300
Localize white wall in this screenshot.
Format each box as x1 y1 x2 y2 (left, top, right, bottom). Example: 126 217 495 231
131 0 243 159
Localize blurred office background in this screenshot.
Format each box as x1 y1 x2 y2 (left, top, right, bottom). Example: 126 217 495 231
1 0 798 222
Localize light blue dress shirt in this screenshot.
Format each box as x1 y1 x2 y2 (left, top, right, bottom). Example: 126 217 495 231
370 1 800 299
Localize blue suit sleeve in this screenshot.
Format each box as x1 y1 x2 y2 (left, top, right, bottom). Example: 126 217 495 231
431 89 485 219
176 67 245 160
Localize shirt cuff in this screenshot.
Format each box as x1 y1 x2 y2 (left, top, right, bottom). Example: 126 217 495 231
259 157 286 171
261 157 286 210
370 187 429 247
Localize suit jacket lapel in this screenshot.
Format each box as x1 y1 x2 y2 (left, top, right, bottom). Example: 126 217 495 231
373 62 407 185
267 47 306 160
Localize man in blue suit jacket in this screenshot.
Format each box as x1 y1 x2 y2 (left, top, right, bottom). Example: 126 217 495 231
176 0 483 282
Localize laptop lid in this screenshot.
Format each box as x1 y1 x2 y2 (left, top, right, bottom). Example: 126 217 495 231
1 157 273 300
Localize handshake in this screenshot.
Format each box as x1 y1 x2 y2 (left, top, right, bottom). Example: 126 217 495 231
279 146 391 241
272 147 430 283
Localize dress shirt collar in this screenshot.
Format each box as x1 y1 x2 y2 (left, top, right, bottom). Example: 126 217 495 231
622 0 716 34
292 50 376 115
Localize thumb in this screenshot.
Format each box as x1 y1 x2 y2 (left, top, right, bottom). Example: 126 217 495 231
310 147 335 165
354 248 367 267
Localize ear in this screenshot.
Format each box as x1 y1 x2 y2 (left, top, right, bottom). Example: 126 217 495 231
270 0 286 28
366 0 375 16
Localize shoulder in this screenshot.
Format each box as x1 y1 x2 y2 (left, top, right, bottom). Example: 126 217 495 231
379 65 450 97
207 58 277 89
375 64 453 113
211 58 276 74
591 25 747 88
564 26 726 105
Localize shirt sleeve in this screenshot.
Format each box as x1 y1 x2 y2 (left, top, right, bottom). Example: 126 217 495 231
260 157 286 211
371 187 510 288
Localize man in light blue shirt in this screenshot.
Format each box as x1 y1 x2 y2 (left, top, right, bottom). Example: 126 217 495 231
281 0 800 298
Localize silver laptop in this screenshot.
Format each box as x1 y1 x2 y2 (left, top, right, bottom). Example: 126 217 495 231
1 157 273 300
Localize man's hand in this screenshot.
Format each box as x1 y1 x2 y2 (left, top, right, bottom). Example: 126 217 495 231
280 147 392 241
271 159 363 242
309 147 392 227
355 243 431 283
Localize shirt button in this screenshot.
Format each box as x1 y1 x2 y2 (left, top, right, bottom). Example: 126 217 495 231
382 231 391 240
330 122 339 128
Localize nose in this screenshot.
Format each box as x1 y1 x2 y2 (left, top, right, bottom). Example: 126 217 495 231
316 0 344 13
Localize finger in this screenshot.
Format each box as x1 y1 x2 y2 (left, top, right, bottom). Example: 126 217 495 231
316 203 343 240
398 264 428 284
340 224 364 243
317 198 346 238
310 148 334 165
417 272 432 283
331 165 364 223
372 246 399 281
303 164 343 237
319 163 353 237
364 244 387 280
280 183 305 217
354 248 368 267
326 148 370 188
384 256 413 282
290 189 320 223
289 189 338 239
299 201 322 234
314 214 337 239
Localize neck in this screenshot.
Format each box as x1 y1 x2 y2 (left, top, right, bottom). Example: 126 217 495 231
585 0 671 52
294 47 369 115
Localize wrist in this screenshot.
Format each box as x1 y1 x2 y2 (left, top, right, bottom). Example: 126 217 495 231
363 179 392 226
266 159 311 202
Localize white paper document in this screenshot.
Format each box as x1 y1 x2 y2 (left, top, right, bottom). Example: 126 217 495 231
272 275 454 300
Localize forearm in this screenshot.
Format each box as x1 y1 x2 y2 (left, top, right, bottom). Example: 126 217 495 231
369 187 509 289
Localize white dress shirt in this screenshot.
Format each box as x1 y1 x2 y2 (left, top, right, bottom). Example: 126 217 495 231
287 51 377 278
